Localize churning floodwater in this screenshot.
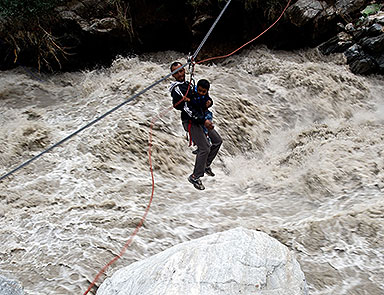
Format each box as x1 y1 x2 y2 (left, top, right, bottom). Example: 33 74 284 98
0 46 383 295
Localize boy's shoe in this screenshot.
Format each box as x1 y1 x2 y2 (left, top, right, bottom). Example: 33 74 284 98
188 174 205 190
192 148 199 155
205 166 215 177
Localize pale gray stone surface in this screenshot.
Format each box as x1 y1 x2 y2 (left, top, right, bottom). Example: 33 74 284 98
0 275 24 295
97 227 308 295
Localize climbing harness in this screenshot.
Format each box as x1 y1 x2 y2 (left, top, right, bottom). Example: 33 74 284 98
82 1 235 293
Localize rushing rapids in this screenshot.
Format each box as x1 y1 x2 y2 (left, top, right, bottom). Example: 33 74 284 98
0 46 383 294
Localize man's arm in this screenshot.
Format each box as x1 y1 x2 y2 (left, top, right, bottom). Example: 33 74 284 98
171 87 185 110
171 83 193 110
171 82 205 124
183 101 206 124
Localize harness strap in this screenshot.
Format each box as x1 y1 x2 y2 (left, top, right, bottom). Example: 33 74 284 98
188 120 193 146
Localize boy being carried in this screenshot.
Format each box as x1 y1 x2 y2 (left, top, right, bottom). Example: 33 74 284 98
188 79 214 153
169 61 222 190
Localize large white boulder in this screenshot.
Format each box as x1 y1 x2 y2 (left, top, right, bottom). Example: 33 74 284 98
97 227 307 295
0 275 24 295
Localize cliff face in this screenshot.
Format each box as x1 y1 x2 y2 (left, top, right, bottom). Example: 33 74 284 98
0 0 381 74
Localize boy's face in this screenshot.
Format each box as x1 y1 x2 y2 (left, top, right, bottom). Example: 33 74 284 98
197 86 208 96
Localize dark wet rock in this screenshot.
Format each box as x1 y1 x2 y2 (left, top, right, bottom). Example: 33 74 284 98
320 4 384 75
0 0 382 75
345 46 378 75
359 33 384 53
283 0 369 47
318 32 354 54
368 23 384 35
377 54 384 73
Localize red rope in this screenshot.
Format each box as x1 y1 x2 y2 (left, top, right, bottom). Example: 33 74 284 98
197 0 292 65
82 163 155 294
83 75 195 295
82 1 291 292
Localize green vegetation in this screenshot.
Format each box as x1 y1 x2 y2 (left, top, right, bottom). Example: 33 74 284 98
0 0 136 71
186 0 209 6
361 3 383 17
2 22 68 71
0 0 68 71
0 0 66 19
108 0 134 41
356 3 383 26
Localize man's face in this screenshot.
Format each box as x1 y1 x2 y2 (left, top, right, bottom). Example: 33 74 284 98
171 65 185 82
197 86 208 96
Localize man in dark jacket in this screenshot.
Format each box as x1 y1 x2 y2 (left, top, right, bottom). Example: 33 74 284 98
169 61 222 190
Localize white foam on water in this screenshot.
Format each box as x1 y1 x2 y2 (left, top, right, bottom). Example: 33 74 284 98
0 47 383 295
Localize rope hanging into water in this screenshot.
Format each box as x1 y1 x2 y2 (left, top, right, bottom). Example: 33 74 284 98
197 0 292 64
82 2 232 293
0 0 291 292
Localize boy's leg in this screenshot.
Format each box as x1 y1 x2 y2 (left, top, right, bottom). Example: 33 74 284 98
206 128 222 168
184 122 210 178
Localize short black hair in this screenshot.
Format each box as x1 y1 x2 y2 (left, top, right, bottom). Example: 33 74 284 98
170 61 182 71
197 79 210 90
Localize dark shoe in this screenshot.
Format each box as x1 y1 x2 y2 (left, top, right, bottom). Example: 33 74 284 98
188 174 205 190
205 167 215 177
192 148 199 155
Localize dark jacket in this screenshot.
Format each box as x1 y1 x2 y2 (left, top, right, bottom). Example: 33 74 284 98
169 81 207 124
189 85 213 114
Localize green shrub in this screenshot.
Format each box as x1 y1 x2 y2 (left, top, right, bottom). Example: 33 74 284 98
0 0 68 71
361 3 383 17
0 0 65 19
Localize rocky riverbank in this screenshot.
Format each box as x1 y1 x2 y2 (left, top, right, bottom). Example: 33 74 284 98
0 0 382 74
319 3 384 75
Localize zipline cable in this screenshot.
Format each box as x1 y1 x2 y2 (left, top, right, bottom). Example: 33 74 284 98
0 0 290 183
197 0 292 64
192 0 232 61
83 1 233 293
84 0 292 289
0 62 189 182
0 0 291 292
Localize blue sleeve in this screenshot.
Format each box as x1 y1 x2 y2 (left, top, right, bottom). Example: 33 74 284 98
205 110 213 121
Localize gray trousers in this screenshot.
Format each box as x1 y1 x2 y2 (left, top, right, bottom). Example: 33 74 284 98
183 120 222 178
